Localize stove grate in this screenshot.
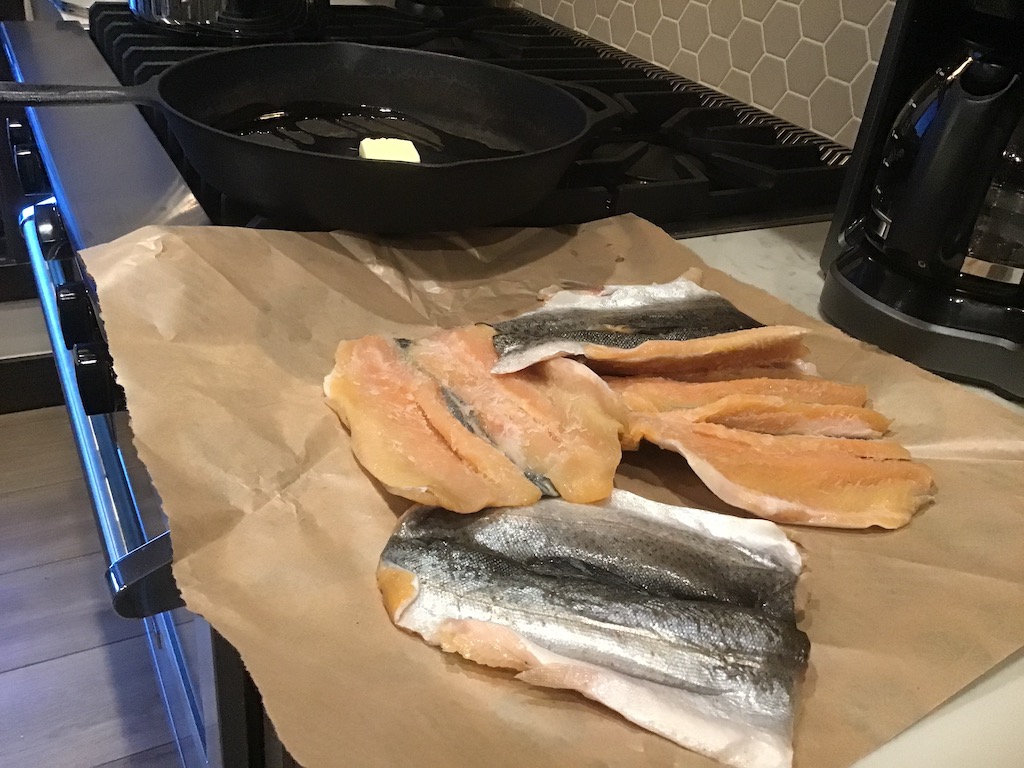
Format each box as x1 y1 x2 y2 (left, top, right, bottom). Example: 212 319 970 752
87 2 849 235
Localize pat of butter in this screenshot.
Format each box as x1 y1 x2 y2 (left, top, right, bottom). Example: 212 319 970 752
358 137 421 163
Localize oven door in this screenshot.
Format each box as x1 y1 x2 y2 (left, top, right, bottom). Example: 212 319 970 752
18 198 254 768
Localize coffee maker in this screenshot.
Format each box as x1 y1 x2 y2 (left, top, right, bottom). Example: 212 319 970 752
820 0 1024 399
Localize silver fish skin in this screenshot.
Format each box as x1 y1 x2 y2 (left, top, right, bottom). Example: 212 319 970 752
382 536 806 726
379 490 808 768
489 278 760 373
399 496 800 618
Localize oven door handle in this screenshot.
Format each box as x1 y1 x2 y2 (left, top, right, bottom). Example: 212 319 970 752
20 200 185 619
110 531 183 618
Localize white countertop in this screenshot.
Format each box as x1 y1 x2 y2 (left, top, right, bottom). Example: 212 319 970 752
681 221 1024 768
683 222 830 323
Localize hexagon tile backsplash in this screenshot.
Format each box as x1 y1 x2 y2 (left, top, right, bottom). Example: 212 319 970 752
513 0 896 147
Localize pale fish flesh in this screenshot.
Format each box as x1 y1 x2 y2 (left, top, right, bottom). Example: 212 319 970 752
324 334 541 512
488 277 808 376
324 327 627 512
378 489 809 768
405 325 627 504
604 375 870 409
605 376 885 441
628 417 935 529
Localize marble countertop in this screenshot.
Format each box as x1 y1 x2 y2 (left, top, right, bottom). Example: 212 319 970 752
681 221 1024 767
681 221 831 322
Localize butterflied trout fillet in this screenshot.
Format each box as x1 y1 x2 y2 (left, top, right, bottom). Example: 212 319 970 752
324 336 540 513
664 364 821 382
610 383 889 441
489 277 808 375
605 376 870 409
679 395 891 438
379 489 809 768
608 376 882 442
630 416 934 529
406 325 627 504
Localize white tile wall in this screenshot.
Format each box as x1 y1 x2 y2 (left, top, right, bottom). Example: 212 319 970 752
514 0 896 147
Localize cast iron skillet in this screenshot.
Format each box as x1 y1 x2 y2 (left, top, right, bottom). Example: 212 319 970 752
0 42 621 233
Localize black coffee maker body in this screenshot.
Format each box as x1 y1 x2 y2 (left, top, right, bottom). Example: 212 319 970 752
820 0 1024 399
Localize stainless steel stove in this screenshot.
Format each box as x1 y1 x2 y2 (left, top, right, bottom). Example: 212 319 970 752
0 3 850 766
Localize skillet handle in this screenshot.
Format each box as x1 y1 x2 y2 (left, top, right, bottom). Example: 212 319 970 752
560 83 626 135
0 80 160 107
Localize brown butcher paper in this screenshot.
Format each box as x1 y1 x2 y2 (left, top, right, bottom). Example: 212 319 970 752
81 214 1024 768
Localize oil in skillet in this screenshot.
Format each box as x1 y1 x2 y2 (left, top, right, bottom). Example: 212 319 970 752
213 101 523 162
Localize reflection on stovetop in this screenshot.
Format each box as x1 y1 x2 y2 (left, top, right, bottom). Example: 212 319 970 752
87 2 849 235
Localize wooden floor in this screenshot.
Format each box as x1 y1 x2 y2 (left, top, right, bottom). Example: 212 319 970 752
0 406 180 768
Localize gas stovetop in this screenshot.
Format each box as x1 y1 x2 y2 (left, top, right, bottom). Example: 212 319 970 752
87 2 848 235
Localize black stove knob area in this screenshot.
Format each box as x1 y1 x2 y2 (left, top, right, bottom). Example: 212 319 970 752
6 117 31 146
56 282 98 350
8 118 44 193
35 202 64 243
34 202 70 259
13 143 50 196
73 342 126 415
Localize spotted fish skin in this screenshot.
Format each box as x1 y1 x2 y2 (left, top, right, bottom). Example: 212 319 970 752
485 278 810 376
379 489 808 768
491 297 761 357
400 498 800 618
383 536 806 721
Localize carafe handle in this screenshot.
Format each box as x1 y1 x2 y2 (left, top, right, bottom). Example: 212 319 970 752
881 57 1024 277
